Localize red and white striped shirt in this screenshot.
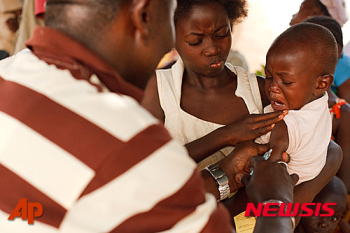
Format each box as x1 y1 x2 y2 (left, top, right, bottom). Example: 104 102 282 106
0 27 232 232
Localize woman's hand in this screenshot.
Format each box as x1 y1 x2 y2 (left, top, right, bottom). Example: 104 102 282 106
220 110 288 147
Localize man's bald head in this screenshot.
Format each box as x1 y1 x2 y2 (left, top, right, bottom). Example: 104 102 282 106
45 0 128 44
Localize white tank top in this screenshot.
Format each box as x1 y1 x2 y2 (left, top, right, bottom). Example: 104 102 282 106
156 58 263 169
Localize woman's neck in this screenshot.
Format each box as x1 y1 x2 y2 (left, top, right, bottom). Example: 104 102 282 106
183 67 234 90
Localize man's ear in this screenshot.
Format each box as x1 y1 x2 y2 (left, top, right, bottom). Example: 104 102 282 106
314 74 334 96
131 0 152 40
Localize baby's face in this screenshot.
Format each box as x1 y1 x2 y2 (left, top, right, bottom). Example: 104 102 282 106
298 193 346 233
264 47 320 111
175 2 232 77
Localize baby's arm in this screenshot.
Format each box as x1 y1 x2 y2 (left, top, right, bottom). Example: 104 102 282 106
267 120 289 162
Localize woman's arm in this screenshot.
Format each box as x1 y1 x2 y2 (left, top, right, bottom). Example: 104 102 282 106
184 72 286 163
142 73 287 163
186 111 286 163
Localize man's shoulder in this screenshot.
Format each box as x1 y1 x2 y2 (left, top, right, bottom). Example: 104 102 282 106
0 50 163 141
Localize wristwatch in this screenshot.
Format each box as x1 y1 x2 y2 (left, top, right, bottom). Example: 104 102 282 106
205 164 230 200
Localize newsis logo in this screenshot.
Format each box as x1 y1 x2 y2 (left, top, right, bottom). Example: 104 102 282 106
245 202 337 217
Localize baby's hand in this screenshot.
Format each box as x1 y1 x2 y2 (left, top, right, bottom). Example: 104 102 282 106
221 110 287 146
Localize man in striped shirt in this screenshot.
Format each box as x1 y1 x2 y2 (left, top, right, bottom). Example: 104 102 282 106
0 0 339 232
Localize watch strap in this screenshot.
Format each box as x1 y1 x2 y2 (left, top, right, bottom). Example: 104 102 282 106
205 164 230 200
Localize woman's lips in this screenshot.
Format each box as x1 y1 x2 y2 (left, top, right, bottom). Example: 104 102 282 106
210 61 223 68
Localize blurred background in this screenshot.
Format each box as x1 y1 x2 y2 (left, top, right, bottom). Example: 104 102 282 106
232 0 350 73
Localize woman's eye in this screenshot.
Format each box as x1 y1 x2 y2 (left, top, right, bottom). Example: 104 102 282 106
216 31 230 39
265 76 273 80
188 40 202 46
330 216 338 222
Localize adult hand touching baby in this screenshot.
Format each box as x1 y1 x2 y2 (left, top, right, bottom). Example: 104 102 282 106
220 110 288 147
188 110 288 163
242 156 299 233
241 156 298 205
217 141 291 194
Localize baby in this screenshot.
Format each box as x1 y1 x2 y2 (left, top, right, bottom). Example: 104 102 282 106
295 176 348 233
256 23 338 184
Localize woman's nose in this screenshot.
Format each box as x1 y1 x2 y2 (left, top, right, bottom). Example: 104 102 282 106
203 41 220 57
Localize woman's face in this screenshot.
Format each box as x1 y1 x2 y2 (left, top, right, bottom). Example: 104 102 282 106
290 0 320 26
175 2 232 77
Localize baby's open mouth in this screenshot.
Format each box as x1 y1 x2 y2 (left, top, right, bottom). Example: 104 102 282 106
274 101 284 106
271 100 287 111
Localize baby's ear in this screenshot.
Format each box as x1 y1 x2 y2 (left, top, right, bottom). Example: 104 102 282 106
314 74 334 96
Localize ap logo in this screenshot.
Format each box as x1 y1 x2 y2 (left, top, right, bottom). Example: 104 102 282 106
8 198 43 224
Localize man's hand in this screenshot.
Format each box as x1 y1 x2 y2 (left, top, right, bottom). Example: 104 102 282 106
240 156 299 204
218 141 270 193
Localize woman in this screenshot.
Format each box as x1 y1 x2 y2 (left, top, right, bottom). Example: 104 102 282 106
142 0 286 169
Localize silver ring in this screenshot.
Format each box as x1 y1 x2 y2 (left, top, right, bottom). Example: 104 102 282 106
277 161 288 167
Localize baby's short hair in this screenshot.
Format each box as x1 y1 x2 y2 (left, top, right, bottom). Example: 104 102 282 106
270 23 338 76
